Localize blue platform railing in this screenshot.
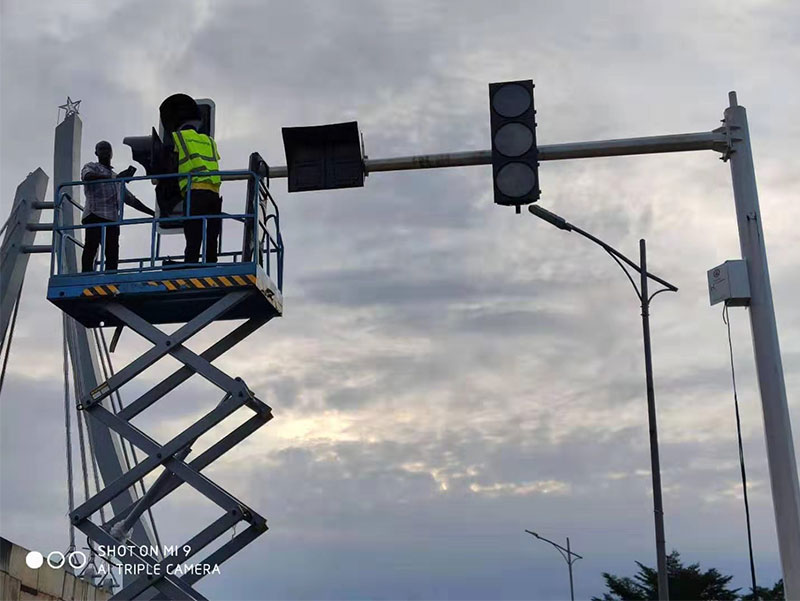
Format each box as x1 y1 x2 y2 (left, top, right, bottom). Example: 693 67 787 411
51 170 283 292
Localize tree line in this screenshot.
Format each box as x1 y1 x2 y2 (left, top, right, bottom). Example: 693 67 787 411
592 551 784 600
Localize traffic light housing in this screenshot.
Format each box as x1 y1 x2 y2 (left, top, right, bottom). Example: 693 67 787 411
124 96 216 175
123 95 217 233
123 127 163 175
159 95 216 140
489 80 540 208
282 121 364 192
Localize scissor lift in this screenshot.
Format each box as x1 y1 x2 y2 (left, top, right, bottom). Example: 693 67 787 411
47 154 283 600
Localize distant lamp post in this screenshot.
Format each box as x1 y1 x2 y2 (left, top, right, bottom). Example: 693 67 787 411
525 529 582 601
528 204 678 601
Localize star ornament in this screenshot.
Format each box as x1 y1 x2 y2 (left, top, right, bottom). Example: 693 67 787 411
59 96 81 117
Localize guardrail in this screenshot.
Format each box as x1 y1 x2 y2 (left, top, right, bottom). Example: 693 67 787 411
51 169 283 291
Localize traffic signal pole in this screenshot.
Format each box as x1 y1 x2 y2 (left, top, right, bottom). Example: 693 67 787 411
268 92 799 600
723 92 800 600
268 130 726 178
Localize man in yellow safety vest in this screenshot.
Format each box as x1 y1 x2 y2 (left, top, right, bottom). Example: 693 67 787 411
160 94 222 264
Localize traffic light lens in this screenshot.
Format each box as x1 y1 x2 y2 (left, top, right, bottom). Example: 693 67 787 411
496 162 537 198
493 123 534 157
491 84 532 118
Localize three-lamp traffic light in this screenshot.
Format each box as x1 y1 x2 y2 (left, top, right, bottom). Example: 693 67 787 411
123 95 216 176
123 94 217 231
489 80 540 208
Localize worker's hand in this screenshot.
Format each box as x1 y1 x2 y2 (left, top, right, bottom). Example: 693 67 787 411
118 165 136 179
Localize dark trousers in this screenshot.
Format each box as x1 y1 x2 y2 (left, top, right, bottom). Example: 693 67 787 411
81 213 119 272
184 189 222 264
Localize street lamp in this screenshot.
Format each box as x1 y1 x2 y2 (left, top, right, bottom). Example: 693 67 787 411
525 529 582 601
528 204 678 601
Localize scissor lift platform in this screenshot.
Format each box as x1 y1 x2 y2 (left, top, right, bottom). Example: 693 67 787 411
48 262 283 328
46 158 285 599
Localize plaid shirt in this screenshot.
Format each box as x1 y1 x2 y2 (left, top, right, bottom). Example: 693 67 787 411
81 162 125 221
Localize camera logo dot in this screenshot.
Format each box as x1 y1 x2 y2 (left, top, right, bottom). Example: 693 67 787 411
25 551 44 569
68 551 88 570
47 551 65 569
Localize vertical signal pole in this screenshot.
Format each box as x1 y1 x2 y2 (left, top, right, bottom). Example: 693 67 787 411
725 92 800 600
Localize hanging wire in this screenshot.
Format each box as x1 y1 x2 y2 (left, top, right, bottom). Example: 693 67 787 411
75 410 92 502
74 379 94 517
95 327 163 551
723 304 758 597
82 404 107 525
65 325 113 574
73 392 100 578
92 329 135 471
0 207 13 238
62 315 77 551
0 275 24 396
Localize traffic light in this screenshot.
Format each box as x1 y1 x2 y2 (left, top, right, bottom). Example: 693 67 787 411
489 80 540 208
123 127 163 175
159 95 215 139
123 94 217 232
123 95 216 175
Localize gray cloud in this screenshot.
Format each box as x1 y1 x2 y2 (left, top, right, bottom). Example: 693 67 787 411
1 0 798 599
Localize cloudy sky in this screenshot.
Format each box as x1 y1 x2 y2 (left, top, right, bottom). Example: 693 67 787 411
1 1 799 599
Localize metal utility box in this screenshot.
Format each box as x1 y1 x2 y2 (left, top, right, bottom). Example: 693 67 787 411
708 259 751 306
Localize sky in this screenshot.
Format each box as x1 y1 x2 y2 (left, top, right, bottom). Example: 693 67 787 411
1 1 799 599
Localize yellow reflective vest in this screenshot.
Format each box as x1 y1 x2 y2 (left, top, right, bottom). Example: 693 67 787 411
172 129 221 194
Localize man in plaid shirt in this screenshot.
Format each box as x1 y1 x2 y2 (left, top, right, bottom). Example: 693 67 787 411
81 140 155 272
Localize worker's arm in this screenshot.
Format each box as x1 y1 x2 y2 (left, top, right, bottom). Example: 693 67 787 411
115 165 153 216
117 165 136 179
123 189 155 217
81 163 109 182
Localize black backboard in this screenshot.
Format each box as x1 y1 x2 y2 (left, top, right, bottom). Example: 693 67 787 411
282 122 364 192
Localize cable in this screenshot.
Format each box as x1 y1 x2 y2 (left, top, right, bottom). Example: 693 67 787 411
723 305 758 597
74 381 93 511
0 209 12 238
69 328 99 525
96 328 163 552
62 315 76 551
0 276 24 396
82 403 107 525
92 329 135 471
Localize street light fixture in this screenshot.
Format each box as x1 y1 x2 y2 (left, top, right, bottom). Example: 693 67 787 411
525 529 582 601
528 204 678 601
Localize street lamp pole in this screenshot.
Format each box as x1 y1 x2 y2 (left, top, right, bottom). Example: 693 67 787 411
525 529 582 601
528 205 677 600
639 239 670 601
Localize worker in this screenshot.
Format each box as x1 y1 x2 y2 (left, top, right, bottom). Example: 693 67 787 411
81 141 155 272
160 94 222 265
